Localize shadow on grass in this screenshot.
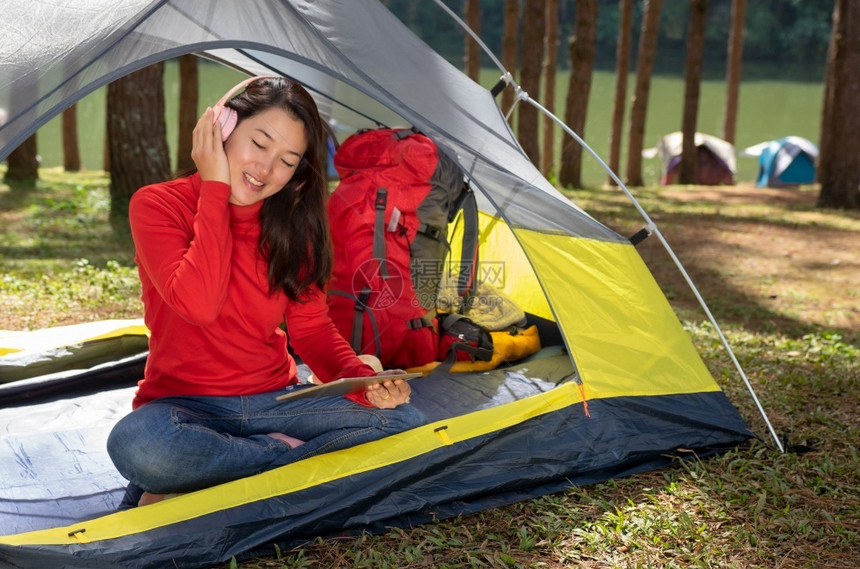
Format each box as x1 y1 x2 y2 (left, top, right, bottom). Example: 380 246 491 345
638 225 858 347
567 185 860 347
0 173 136 266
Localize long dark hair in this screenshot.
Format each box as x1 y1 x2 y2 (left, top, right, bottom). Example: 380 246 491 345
226 77 332 302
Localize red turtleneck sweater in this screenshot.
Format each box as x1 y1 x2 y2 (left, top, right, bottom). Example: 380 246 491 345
128 173 374 409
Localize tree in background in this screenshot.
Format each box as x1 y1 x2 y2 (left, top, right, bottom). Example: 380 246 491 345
541 0 559 177
678 0 709 185
625 0 663 186
62 105 81 172
384 0 830 80
176 54 199 173
464 0 481 82
517 0 544 165
817 0 860 210
3 135 38 183
607 0 634 187
501 0 519 120
722 0 746 145
560 0 599 188
106 63 172 232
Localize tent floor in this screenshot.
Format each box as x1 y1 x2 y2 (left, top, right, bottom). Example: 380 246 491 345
0 346 574 535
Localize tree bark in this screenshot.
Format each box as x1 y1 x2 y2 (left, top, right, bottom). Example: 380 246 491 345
818 0 837 188
62 104 81 172
464 0 481 82
106 63 172 232
176 54 199 173
625 0 664 186
4 134 38 182
559 0 599 188
518 0 545 166
818 0 860 209
607 0 634 186
501 0 519 121
722 0 746 145
541 0 559 176
678 0 709 185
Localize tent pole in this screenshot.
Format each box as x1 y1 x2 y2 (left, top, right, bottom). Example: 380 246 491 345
522 93 785 453
433 0 784 454
430 0 507 74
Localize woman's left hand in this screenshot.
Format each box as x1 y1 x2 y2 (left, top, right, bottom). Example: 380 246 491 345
365 370 412 409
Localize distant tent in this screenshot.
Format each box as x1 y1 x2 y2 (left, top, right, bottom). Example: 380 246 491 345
742 136 818 188
643 132 736 185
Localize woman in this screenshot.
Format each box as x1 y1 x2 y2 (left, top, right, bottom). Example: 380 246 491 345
107 77 425 507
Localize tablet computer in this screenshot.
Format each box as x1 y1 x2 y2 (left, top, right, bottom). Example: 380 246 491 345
275 372 422 402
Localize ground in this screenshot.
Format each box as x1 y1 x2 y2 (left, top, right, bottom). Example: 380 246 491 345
575 182 859 338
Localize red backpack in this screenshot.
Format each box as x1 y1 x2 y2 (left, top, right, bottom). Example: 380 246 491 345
327 128 489 369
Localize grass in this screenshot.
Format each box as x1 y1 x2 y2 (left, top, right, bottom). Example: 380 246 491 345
1 169 858 568
0 167 140 329
33 64 826 188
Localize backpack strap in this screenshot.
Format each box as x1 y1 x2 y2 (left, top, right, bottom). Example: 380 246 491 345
415 223 447 244
373 188 389 279
453 185 479 308
327 289 381 359
408 310 438 331
393 127 420 140
436 313 494 373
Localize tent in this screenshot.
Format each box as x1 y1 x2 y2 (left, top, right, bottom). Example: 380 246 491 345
1 1 760 567
741 136 818 188
643 132 736 185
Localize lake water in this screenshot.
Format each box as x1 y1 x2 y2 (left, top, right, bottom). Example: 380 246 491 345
34 62 823 188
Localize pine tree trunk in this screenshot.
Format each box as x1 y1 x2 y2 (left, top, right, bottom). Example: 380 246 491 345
722 0 746 145
464 0 481 82
678 0 709 185
607 0 634 186
62 104 81 172
176 54 199 173
501 0 519 121
106 63 172 232
818 0 860 209
559 0 599 188
541 0 559 177
4 134 38 182
517 0 545 166
625 0 664 186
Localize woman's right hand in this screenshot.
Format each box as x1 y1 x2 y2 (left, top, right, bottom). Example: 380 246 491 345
365 378 411 409
190 107 230 184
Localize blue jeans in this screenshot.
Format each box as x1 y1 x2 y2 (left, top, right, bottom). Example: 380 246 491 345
106 385 427 495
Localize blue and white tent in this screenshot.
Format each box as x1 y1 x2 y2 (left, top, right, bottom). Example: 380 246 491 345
742 136 819 188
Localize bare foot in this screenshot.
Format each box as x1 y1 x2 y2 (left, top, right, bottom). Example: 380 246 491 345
267 432 305 448
138 492 167 507
138 492 183 507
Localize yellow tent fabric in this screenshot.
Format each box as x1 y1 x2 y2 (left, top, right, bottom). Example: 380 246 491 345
517 231 717 399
